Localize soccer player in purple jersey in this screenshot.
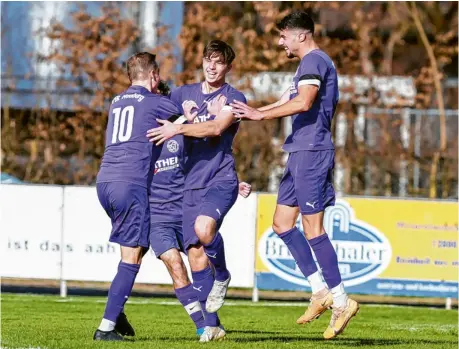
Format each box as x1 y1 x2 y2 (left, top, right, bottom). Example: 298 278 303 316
147 40 246 341
148 97 252 342
94 52 181 341
230 12 359 339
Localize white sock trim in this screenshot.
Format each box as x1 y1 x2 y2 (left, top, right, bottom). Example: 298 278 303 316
184 300 202 315
331 282 348 308
307 271 327 294
98 318 116 332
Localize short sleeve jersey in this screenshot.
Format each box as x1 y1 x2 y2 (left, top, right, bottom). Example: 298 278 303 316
96 85 180 188
170 83 246 190
283 50 339 152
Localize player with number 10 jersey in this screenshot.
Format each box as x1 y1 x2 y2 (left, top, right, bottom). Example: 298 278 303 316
93 52 180 342
96 78 179 248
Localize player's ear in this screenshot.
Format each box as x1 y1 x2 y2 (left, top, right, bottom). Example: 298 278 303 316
226 64 232 74
298 32 306 43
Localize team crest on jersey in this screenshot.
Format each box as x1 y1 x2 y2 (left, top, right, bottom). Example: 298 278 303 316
166 140 179 153
258 200 392 287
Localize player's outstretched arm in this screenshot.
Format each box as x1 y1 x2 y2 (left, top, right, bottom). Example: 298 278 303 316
147 110 235 145
257 88 290 112
231 84 318 121
178 109 234 138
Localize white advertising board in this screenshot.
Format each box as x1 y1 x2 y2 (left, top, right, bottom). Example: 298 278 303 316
61 186 257 287
1 184 64 280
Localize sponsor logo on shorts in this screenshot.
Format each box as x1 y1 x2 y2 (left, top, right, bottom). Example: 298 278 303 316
258 199 392 287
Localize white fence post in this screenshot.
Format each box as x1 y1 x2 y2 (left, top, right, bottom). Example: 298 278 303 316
446 297 452 310
252 275 259 303
59 186 67 298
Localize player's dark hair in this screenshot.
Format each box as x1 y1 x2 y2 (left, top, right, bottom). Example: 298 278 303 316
277 11 315 34
203 40 236 65
126 52 159 82
157 80 170 96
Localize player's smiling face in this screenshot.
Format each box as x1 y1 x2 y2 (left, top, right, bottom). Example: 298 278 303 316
278 29 300 59
202 53 231 85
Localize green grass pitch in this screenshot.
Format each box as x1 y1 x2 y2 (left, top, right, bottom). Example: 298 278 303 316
1 293 457 349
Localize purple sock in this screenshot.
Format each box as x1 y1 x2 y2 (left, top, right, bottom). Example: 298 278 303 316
103 261 140 322
309 233 342 289
192 266 220 327
203 232 229 281
175 283 205 330
278 227 318 278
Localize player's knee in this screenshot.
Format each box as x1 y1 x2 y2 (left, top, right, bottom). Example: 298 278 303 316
272 218 293 235
194 216 216 244
120 246 145 264
161 249 182 267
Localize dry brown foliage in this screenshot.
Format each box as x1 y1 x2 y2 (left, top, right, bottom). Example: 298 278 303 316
2 2 457 197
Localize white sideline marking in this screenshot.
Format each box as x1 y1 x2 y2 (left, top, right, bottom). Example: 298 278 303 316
389 324 457 333
1 347 48 349
4 295 453 311
90 298 448 310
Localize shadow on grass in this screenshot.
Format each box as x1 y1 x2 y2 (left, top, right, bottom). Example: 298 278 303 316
230 335 456 347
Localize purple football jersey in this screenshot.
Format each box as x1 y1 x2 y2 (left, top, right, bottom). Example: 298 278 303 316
149 135 186 222
283 49 339 152
170 83 246 190
97 85 180 188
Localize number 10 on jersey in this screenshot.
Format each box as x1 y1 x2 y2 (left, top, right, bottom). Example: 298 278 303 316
112 106 134 143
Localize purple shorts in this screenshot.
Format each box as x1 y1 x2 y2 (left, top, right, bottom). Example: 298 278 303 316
149 221 185 258
182 180 238 250
277 150 335 214
96 182 150 248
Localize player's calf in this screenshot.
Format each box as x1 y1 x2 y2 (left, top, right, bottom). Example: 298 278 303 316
189 250 223 332
197 231 231 313
95 246 144 340
161 248 206 331
161 248 191 289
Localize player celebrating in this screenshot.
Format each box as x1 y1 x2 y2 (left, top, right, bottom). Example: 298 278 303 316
149 95 252 342
94 52 181 341
230 12 359 339
147 40 247 341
